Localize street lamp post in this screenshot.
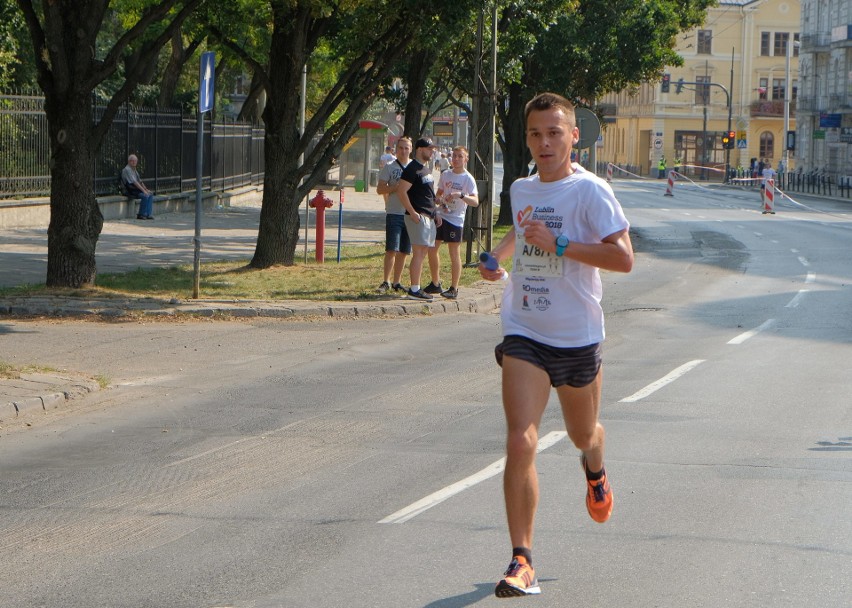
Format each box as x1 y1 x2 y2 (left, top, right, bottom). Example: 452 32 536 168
783 38 798 172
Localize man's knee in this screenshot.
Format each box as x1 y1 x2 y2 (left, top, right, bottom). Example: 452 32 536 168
567 425 601 452
506 427 538 460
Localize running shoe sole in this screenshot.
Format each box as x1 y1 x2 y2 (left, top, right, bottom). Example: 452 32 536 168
495 580 541 597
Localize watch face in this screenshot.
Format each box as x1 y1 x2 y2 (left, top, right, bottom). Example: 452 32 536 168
556 235 569 247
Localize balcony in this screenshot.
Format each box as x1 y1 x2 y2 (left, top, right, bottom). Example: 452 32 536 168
829 93 852 110
750 99 796 117
800 33 831 51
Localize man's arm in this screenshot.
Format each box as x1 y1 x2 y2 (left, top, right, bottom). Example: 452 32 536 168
522 221 633 273
396 180 419 222
479 227 515 281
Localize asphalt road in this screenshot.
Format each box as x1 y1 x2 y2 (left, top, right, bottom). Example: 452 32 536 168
0 179 850 607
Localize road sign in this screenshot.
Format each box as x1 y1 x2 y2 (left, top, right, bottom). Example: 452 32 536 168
654 138 663 150
199 52 215 114
574 108 600 149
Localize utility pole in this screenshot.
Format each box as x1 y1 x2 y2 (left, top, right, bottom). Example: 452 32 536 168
726 48 734 183
466 1 497 264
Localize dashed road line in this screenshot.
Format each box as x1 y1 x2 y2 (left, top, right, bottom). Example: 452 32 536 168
378 431 567 524
619 360 706 403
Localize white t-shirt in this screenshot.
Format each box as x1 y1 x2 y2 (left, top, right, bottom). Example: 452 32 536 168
501 165 630 348
436 169 478 227
761 167 776 186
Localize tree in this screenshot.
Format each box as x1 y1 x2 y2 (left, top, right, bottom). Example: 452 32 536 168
213 1 442 268
15 0 205 287
491 0 713 224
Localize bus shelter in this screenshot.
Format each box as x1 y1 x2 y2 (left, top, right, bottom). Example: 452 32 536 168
338 120 388 192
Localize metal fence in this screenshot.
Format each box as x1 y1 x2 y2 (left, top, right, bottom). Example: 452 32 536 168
0 93 264 200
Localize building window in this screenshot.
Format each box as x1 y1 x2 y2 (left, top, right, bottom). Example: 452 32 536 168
772 79 785 100
775 32 789 57
759 78 769 100
761 32 771 56
697 30 712 54
675 130 725 169
695 76 711 105
759 132 775 159
793 33 800 57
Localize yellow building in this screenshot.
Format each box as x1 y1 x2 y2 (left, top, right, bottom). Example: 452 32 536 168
600 0 800 179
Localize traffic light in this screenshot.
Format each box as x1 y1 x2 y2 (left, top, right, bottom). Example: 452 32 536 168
722 130 736 149
661 73 670 93
675 78 685 94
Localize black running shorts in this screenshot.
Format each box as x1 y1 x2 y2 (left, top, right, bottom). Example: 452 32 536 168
495 335 602 388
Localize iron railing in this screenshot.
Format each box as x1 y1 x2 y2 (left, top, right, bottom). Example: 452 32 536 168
0 93 264 200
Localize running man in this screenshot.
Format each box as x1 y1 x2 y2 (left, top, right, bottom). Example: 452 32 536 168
479 92 634 597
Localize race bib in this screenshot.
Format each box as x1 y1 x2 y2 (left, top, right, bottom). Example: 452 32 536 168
513 233 563 277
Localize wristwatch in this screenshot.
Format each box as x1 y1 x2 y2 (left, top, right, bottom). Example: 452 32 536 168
555 233 569 256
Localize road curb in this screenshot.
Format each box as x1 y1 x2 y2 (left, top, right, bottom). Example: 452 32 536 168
0 283 504 321
1 374 102 419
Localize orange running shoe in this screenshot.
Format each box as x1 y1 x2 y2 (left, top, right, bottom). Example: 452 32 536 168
495 556 540 597
582 456 614 523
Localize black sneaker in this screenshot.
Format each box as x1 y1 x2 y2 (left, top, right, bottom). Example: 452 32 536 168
423 281 443 295
406 288 433 301
392 283 407 294
440 287 458 299
377 281 390 294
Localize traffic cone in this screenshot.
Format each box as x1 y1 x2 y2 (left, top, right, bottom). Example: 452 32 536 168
664 169 675 196
762 178 776 214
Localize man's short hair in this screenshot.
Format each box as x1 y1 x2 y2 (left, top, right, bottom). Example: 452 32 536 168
525 92 576 127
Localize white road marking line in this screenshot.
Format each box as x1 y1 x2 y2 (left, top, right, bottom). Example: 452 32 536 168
378 431 567 524
619 360 706 403
727 319 777 345
798 256 810 267
806 272 816 284
786 290 809 308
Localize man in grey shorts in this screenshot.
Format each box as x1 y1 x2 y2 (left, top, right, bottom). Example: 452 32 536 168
397 137 441 301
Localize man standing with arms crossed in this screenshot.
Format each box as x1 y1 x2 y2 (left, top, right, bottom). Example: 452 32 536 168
375 137 413 294
479 93 634 597
397 137 441 301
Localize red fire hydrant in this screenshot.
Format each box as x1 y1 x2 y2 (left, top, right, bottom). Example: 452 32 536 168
309 190 334 263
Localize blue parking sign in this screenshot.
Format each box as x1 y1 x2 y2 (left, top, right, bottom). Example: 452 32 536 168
199 52 215 113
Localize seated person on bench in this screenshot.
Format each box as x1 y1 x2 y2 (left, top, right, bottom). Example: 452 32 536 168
121 154 155 220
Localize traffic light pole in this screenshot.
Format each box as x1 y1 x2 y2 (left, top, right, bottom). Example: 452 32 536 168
666 75 733 183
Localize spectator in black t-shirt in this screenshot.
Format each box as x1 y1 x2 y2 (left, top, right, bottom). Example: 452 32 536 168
397 137 441 301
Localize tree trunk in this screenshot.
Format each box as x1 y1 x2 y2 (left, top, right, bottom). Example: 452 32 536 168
250 129 301 267
403 49 434 137
249 17 304 269
497 84 531 226
44 96 103 287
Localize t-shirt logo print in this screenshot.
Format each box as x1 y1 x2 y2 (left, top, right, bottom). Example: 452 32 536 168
517 205 533 226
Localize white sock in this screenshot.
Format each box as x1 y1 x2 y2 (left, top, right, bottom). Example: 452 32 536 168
410 284 420 292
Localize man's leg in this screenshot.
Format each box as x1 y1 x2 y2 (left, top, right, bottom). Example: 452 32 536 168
427 241 442 286
391 252 408 285
408 244 428 287
556 369 613 523
448 241 462 288
382 251 395 284
556 369 604 472
501 355 552 550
